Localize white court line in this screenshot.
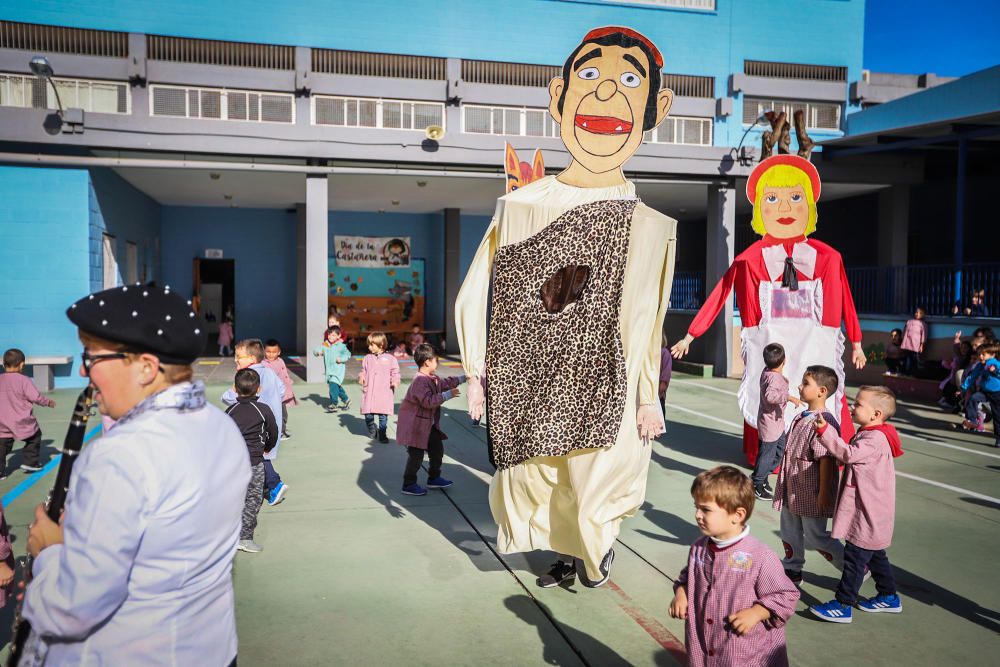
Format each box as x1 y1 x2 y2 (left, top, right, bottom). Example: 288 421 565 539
668 402 1000 504
672 380 1000 461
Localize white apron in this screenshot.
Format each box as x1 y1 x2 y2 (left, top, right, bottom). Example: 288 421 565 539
737 279 846 429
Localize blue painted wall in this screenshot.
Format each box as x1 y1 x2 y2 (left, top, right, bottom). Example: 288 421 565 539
460 214 493 279
159 207 298 350
0 166 90 388
88 168 161 292
5 0 866 144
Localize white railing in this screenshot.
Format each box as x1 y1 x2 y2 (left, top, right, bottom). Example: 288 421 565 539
644 115 713 145
742 97 841 131
0 72 129 114
313 95 444 131
149 84 294 123
462 104 559 138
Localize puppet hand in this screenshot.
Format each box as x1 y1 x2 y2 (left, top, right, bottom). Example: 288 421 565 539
670 335 694 359
852 343 867 370
467 376 485 421
637 404 665 442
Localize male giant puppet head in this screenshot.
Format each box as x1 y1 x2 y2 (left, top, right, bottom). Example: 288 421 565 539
548 27 673 185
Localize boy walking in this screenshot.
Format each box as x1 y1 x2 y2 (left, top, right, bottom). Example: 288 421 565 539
263 338 297 439
810 385 904 623
753 343 802 500
772 365 845 584
396 344 465 496
0 348 56 476
225 368 278 553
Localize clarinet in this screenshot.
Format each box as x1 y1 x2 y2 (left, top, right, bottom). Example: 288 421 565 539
7 385 94 667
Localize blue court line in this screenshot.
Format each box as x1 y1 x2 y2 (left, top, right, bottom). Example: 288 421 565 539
1 425 102 508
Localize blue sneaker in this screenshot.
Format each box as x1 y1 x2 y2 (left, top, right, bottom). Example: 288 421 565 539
426 476 453 489
267 482 288 506
401 483 427 496
810 599 853 623
857 594 902 613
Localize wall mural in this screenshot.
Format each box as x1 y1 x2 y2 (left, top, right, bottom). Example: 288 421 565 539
328 257 425 335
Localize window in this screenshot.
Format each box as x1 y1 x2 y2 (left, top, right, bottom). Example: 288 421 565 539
462 104 560 138
102 234 118 289
149 84 294 123
0 73 129 114
742 97 841 131
643 115 713 145
313 95 444 131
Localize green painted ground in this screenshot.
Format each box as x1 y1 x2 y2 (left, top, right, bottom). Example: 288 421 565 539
1 363 998 665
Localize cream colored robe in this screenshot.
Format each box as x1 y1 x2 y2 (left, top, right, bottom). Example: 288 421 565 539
455 175 677 579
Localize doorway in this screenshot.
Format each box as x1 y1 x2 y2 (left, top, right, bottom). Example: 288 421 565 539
193 258 235 355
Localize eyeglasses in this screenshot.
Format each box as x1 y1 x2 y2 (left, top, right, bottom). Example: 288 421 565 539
80 351 128 376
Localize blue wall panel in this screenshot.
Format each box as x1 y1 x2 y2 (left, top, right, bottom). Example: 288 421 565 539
88 168 162 292
0 166 90 388
460 214 493 279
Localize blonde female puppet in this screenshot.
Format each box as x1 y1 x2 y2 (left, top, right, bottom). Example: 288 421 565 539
672 154 866 465
456 26 676 589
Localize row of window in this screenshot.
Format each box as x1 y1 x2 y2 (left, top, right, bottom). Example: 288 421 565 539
0 74 842 140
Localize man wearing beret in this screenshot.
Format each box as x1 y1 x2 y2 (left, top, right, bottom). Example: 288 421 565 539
23 284 250 666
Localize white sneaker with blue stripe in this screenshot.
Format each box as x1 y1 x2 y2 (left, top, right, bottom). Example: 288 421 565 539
810 599 853 623
857 594 902 613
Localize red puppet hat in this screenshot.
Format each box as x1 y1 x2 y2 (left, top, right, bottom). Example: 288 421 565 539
582 26 663 69
745 154 821 204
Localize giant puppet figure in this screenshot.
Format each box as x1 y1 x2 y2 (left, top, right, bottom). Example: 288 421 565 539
456 27 676 588
672 148 866 465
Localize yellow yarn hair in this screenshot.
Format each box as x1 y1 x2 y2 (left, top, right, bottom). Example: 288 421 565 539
750 163 818 237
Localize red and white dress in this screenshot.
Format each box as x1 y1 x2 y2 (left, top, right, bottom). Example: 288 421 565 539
686 234 862 464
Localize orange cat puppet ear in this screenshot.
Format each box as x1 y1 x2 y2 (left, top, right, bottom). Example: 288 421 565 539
531 149 545 181
505 143 521 180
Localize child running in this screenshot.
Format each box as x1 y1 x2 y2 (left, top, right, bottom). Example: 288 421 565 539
753 343 803 500
358 331 400 443
772 365 845 584
0 348 56 476
810 385 904 623
314 326 351 412
225 368 278 553
263 338 297 439
669 466 799 666
396 343 465 496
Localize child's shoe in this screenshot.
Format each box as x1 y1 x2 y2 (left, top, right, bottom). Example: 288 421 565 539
367 422 378 439
426 476 453 489
754 483 773 500
810 599 853 623
857 593 902 613
341 398 352 411
378 429 390 444
536 560 576 588
268 482 288 506
402 483 427 496
20 464 43 473
325 404 338 413
237 539 262 553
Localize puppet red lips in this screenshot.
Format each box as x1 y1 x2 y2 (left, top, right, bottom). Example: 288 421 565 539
777 217 797 225
575 115 633 135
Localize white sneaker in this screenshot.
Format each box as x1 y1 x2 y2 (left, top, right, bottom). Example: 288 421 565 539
237 539 262 553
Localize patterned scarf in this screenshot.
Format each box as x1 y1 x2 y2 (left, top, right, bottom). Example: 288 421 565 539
114 380 207 429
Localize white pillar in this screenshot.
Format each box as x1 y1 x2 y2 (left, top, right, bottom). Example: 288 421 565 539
296 174 328 383
706 182 736 377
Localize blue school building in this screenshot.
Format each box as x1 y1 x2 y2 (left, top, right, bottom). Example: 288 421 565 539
0 0 997 386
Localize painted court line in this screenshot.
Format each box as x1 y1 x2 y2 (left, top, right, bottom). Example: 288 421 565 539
1 425 101 508
672 380 1000 460
668 404 1000 504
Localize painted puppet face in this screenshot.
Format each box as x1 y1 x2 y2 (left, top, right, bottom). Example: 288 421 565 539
760 185 811 239
549 43 671 174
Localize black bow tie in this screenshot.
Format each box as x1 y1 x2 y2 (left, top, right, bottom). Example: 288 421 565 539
782 256 799 291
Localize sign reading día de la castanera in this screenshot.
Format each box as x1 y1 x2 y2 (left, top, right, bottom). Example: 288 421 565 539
334 236 412 268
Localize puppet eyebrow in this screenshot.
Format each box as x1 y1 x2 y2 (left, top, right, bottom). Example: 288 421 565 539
573 48 602 71
623 54 646 78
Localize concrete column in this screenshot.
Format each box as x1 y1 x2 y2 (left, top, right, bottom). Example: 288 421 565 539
296 174 329 383
877 185 910 313
294 46 312 128
127 33 149 117
443 208 461 353
706 181 736 377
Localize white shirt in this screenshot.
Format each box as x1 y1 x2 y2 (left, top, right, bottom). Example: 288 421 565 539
222 363 284 460
24 382 250 666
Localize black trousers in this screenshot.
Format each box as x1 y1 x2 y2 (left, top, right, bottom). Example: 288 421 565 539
836 541 897 605
403 429 443 486
0 429 42 470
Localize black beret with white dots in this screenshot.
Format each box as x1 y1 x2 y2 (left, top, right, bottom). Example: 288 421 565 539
66 283 208 364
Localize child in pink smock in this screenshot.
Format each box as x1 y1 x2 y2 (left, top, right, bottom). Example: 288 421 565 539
900 307 927 376
263 339 298 439
0 348 56 476
218 318 234 357
809 385 904 623
670 466 799 667
359 332 401 443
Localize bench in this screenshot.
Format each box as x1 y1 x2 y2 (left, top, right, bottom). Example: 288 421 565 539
673 360 713 378
25 355 73 392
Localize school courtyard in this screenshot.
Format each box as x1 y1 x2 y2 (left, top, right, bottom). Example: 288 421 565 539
1 360 997 666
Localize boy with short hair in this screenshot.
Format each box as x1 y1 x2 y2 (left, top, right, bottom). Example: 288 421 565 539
396 343 465 496
263 338 297 440
669 466 799 666
810 385 905 622
225 368 278 553
753 343 803 500
773 365 845 584
0 348 56 476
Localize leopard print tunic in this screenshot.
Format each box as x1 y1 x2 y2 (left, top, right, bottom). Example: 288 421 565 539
486 199 636 470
